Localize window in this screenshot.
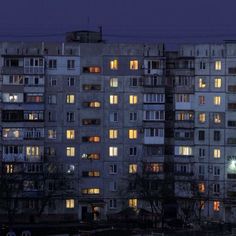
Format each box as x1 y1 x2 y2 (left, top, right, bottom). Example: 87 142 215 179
110 95 118 104
129 198 137 208
213 113 221 124
82 188 100 195
82 119 100 125
129 164 137 174
110 78 118 87
130 77 138 87
6 164 13 174
83 101 101 108
129 147 137 156
145 110 165 121
129 112 138 121
109 147 118 157
214 131 221 141
215 61 221 70
109 199 117 209
198 78 206 88
198 183 205 193
82 171 100 177
198 113 206 123
81 153 100 160
109 164 117 174
49 77 57 86
66 130 75 140
110 59 118 70
129 129 138 139
200 61 206 70
2 93 23 103
175 111 193 121
214 78 222 88
66 199 74 208
109 129 118 139
66 94 75 104
82 136 100 143
144 128 164 137
145 163 163 173
67 60 75 69
66 112 75 122
109 181 117 192
175 146 192 156
26 146 40 158
3 128 22 140
214 166 220 176
176 94 190 102
198 130 205 141
83 66 101 73
213 149 221 158
48 129 56 139
199 96 205 105
48 95 57 104
25 94 44 103
67 77 75 86
130 60 139 70
214 96 221 105
110 112 118 122
129 95 138 104
48 59 57 69
213 184 220 193
66 147 75 157
213 201 220 211
199 148 206 158
83 84 101 91
143 94 165 103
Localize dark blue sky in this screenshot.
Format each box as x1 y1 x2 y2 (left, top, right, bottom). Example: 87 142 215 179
1 0 236 48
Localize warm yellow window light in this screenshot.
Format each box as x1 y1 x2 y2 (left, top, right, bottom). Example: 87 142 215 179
66 147 75 157
110 59 118 70
199 78 206 88
214 96 221 105
66 199 75 208
214 78 222 88
129 129 138 139
130 60 139 70
129 198 137 208
129 95 138 104
109 129 118 139
66 130 75 139
110 95 118 104
215 61 221 70
66 94 75 104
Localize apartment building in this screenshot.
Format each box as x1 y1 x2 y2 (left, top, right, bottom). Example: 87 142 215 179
1 31 236 224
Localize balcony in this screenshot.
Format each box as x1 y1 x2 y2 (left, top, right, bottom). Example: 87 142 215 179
2 154 25 162
144 136 164 145
227 138 236 145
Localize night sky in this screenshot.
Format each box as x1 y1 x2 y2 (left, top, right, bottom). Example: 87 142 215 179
1 0 236 48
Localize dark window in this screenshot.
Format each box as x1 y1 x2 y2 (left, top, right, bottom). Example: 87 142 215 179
214 131 221 141
198 130 205 141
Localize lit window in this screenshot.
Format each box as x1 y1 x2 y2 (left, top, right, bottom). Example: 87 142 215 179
82 188 100 195
198 183 205 193
66 130 75 140
109 129 118 139
213 201 220 211
110 59 118 70
200 200 205 210
177 146 192 156
199 113 206 123
88 101 101 108
66 199 74 209
214 78 222 88
214 149 221 158
110 78 118 87
48 129 56 139
110 95 118 104
215 61 221 70
66 147 75 157
199 96 205 105
129 198 137 208
129 129 138 139
26 146 40 156
66 94 75 104
109 147 118 157
214 113 221 124
129 95 138 104
129 164 137 174
199 78 206 88
214 96 221 105
130 60 139 70
6 164 13 174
